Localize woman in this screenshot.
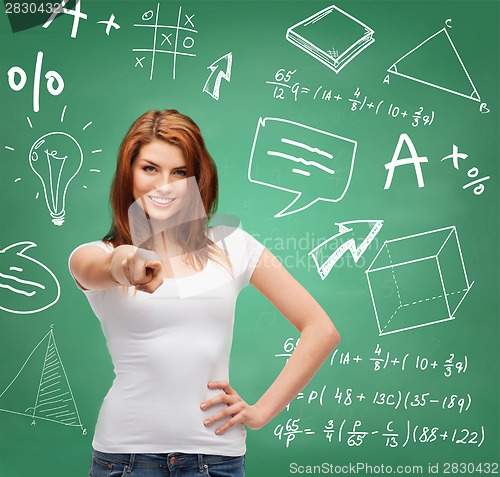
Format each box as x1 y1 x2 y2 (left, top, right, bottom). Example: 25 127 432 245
69 110 340 477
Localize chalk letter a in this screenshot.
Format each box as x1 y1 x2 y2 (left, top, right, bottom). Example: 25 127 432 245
384 133 428 189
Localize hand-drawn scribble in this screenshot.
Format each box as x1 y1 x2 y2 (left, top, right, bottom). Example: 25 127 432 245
0 242 60 314
248 117 357 217
7 51 64 113
365 226 474 336
309 220 383 280
286 5 375 74
29 132 83 226
387 23 481 103
0 326 86 434
203 52 232 100
133 3 197 80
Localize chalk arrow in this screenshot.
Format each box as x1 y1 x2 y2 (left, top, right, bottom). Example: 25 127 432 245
203 52 232 100
309 220 384 280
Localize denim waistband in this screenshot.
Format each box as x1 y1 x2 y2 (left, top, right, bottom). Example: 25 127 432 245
92 449 244 473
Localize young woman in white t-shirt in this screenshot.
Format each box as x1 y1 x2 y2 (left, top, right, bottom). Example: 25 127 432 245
69 109 340 477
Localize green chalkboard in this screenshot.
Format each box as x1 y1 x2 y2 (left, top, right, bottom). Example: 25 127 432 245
1 1 499 476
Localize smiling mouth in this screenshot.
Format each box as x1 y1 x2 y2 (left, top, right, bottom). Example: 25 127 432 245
148 196 176 207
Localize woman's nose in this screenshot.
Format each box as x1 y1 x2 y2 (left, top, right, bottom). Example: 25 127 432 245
155 179 174 194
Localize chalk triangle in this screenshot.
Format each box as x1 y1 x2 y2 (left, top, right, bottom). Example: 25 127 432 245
31 331 81 426
390 28 480 101
0 329 84 430
0 333 46 416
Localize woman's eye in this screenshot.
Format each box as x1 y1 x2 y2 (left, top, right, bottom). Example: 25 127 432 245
143 166 157 173
174 169 187 176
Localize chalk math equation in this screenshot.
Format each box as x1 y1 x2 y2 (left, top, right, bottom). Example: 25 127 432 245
276 339 468 376
274 418 485 449
266 68 436 128
284 386 472 414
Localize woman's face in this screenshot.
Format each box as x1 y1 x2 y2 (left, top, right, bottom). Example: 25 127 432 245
132 140 188 221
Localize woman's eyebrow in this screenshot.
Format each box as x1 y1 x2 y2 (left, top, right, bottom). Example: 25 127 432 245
139 158 186 170
138 158 160 167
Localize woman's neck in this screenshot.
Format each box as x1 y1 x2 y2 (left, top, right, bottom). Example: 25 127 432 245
150 231 184 259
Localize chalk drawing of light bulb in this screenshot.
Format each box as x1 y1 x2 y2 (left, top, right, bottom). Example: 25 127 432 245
29 132 83 226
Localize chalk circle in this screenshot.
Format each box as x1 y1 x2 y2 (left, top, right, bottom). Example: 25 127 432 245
183 37 195 49
142 10 154 21
45 71 65 96
7 66 27 91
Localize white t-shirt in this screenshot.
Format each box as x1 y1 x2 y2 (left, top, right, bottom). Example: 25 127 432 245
69 225 265 455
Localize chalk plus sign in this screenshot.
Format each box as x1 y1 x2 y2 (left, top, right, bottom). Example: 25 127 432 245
441 144 468 170
98 14 121 36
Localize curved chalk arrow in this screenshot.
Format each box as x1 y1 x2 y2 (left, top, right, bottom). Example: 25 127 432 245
203 52 232 100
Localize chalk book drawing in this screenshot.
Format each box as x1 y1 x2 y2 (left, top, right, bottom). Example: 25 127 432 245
286 4 375 74
0 327 86 433
387 26 481 102
365 226 474 336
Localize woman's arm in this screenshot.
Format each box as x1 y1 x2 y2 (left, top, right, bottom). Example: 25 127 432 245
248 248 340 424
70 244 164 293
202 248 340 433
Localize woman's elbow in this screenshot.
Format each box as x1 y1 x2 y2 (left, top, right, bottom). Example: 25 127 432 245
326 323 341 350
318 316 340 351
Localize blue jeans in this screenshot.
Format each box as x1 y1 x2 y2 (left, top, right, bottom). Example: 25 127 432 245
89 449 245 477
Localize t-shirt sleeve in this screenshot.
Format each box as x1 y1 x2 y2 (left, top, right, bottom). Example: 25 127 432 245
239 229 265 287
221 226 265 288
68 240 113 295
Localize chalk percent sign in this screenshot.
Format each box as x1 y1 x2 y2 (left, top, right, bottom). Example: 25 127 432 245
7 51 64 112
463 167 490 195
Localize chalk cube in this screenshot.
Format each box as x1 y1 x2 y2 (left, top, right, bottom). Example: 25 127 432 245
366 226 473 336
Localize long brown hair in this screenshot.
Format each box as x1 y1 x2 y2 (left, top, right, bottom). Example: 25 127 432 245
104 109 229 272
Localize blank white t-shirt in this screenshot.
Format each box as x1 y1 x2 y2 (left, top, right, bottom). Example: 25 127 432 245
69 225 265 455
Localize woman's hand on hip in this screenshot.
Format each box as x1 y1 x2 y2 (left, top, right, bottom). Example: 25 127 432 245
201 381 268 434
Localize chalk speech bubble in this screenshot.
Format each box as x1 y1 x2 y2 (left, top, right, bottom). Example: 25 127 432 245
248 117 357 217
0 242 60 314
